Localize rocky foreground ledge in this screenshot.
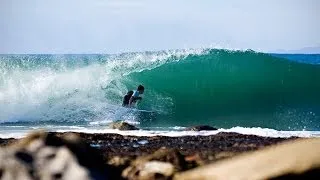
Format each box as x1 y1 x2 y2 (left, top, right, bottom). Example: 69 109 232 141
0 127 319 179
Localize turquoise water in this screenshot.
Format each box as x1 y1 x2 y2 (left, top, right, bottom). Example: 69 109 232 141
1 49 320 132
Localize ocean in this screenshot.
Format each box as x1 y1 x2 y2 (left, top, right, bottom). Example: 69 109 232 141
1 49 320 138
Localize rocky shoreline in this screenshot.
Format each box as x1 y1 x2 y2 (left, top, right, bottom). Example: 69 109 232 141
0 122 319 179
2 130 317 179
59 132 294 160
0 131 295 161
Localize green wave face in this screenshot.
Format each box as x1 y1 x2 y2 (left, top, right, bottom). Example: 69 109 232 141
125 50 320 130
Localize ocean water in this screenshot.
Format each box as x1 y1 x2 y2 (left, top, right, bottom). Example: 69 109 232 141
1 49 320 138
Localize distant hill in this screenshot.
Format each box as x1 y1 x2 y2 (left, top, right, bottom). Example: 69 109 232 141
271 46 320 54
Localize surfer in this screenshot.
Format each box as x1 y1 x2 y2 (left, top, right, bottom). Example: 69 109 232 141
122 85 144 107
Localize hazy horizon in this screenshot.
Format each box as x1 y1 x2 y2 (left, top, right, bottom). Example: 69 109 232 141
1 0 320 54
0 46 320 55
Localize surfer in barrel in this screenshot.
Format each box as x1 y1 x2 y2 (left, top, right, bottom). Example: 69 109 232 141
122 85 144 107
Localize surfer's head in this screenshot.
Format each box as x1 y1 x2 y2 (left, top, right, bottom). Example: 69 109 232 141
137 85 144 94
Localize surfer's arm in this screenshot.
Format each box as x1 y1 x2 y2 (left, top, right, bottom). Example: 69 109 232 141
129 96 134 107
129 96 142 107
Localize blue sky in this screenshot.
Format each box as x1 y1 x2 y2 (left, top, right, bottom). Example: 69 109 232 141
1 0 319 54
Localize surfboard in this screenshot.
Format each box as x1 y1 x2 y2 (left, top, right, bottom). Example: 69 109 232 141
132 109 155 113
136 109 155 113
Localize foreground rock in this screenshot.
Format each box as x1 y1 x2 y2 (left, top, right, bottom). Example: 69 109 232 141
122 148 187 180
0 131 111 180
0 138 15 147
174 138 320 180
109 121 139 130
185 125 218 131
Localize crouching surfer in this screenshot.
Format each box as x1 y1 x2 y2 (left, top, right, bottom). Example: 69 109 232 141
122 85 144 107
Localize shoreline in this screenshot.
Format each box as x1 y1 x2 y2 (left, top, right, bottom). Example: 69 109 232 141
0 131 297 162
1 126 319 140
1 131 319 179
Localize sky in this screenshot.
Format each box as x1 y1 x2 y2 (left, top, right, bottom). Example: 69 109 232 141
1 0 319 54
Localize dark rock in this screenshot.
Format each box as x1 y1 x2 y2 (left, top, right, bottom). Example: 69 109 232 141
109 121 139 130
185 125 218 131
15 151 34 164
0 138 16 147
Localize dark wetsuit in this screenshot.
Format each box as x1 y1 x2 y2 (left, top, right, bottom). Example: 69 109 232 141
122 91 134 107
122 90 142 107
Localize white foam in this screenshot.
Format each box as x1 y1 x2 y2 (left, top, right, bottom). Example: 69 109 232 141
220 126 320 138
0 49 206 124
1 126 320 139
